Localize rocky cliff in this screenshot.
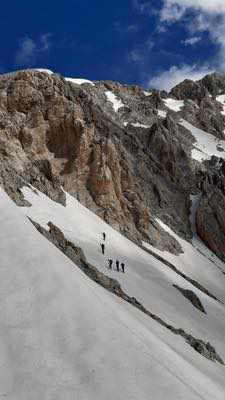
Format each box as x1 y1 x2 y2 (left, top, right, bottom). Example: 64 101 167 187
0 69 225 260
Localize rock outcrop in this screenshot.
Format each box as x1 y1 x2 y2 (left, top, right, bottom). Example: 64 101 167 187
173 284 206 314
196 158 225 262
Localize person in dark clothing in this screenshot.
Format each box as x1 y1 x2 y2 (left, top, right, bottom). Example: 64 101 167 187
103 232 106 241
121 263 125 273
116 260 120 272
108 259 113 269
100 243 105 255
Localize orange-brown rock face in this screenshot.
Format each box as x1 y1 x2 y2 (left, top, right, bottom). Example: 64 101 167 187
0 69 153 242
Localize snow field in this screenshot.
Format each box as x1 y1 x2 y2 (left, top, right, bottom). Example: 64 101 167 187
20 188 225 369
2 188 225 398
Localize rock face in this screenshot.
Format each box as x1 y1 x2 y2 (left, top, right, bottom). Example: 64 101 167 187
0 69 192 250
170 73 225 138
0 68 225 260
196 159 225 262
170 79 209 102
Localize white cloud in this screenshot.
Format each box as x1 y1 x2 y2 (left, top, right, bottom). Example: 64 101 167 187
160 1 225 71
15 33 52 66
182 36 201 46
149 65 213 91
161 0 225 22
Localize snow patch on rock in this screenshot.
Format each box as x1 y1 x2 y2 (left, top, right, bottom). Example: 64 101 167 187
216 95 225 116
65 77 95 86
180 120 225 161
35 68 54 75
158 110 167 118
164 98 184 112
105 91 124 112
143 91 152 96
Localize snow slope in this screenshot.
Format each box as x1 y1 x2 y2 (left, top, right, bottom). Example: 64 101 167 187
180 120 225 161
17 187 225 383
2 190 225 399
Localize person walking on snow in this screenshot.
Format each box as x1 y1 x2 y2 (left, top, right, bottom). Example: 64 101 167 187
100 243 105 255
103 232 106 241
121 262 125 273
116 260 120 272
108 259 113 269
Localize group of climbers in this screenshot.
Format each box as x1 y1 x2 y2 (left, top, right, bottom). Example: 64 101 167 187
100 232 126 273
108 258 125 273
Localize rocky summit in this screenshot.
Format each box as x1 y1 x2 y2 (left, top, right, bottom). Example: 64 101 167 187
0 69 225 260
1 69 225 400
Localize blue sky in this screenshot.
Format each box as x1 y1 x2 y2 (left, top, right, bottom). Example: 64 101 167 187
1 0 225 90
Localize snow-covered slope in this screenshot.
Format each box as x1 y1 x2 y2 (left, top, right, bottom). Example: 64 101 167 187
0 189 210 400
1 185 221 398
1 190 225 399
180 120 225 161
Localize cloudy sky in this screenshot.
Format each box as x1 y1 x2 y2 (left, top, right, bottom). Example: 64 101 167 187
1 0 225 90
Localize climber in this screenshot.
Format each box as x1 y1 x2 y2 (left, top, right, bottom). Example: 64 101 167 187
100 243 105 255
116 260 120 272
121 262 125 273
108 259 113 269
103 232 106 241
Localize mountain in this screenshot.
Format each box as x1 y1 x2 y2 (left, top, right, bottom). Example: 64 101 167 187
1 69 225 399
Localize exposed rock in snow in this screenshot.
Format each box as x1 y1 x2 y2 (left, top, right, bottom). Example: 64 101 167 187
173 284 206 314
